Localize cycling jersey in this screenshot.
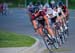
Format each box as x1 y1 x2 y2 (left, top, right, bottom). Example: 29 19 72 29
46 9 58 24
43 3 49 12
31 11 46 27
27 4 34 13
52 10 59 17
57 7 62 16
62 5 67 13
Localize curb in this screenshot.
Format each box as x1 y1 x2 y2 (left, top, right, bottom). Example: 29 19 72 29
19 37 41 53
0 37 41 53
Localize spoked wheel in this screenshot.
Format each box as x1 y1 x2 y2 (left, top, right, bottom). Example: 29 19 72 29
63 23 69 41
64 28 69 41
43 35 59 52
54 24 62 47
60 33 65 44
55 29 62 47
42 35 53 52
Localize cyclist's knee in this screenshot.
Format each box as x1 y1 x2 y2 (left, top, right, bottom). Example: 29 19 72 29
38 27 44 35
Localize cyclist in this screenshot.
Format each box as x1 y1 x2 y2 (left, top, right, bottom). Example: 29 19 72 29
46 8 53 25
30 6 56 40
57 2 68 31
27 2 34 17
43 2 49 13
35 1 43 11
60 3 69 23
49 0 56 9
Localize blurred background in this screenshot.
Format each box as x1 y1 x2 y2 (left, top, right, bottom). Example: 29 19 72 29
0 0 75 9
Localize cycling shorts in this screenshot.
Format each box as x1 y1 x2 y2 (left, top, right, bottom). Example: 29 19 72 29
51 16 57 24
58 12 62 16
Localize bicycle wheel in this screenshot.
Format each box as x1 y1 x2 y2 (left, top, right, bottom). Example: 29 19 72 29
42 35 53 53
65 23 69 36
54 23 62 47
60 32 65 44
64 28 69 41
63 23 69 41
55 28 62 47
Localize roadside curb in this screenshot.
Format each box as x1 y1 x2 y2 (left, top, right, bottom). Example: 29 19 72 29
19 37 41 53
0 37 41 53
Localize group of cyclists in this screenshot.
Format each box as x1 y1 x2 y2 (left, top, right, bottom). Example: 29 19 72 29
27 0 69 49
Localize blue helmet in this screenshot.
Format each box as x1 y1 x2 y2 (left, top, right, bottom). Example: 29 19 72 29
58 1 64 6
29 6 39 13
31 6 39 13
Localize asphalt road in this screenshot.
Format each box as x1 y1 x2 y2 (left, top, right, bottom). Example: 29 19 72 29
0 8 75 53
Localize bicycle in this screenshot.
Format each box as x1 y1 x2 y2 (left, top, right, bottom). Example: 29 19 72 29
42 27 59 52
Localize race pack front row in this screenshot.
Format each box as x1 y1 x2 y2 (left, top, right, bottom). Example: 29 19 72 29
27 1 69 46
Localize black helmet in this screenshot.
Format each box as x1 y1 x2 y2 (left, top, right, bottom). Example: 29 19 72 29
58 1 64 6
33 6 39 13
35 1 41 6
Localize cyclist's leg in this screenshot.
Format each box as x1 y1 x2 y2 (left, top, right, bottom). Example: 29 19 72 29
47 17 58 39
45 22 56 39
58 16 64 32
37 27 44 36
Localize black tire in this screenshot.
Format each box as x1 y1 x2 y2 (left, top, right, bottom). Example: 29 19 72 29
55 28 62 47
60 33 65 44
42 35 53 53
64 29 69 41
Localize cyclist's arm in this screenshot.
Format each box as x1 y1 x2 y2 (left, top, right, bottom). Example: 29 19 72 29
32 20 38 31
65 8 69 15
40 11 50 27
61 9 66 17
31 15 38 31
43 15 50 27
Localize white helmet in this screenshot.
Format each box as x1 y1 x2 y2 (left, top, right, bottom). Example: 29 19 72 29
51 0 55 4
44 3 49 8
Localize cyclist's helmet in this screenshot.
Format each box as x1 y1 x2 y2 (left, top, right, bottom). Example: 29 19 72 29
35 1 41 6
53 5 58 9
58 1 64 7
50 0 55 4
50 0 56 9
29 2 33 6
33 6 39 13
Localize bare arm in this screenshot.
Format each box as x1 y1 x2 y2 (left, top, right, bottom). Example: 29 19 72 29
43 15 50 27
32 20 38 30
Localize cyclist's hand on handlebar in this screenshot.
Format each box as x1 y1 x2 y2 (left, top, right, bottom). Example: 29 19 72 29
34 29 39 35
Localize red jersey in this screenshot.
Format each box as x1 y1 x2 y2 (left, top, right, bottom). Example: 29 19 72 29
31 11 46 20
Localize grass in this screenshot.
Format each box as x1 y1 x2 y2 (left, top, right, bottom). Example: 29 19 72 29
0 31 36 48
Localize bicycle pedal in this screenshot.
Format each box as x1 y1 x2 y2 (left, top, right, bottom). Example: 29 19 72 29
46 39 49 42
48 42 54 45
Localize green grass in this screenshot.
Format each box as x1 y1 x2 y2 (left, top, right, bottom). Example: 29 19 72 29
0 31 36 48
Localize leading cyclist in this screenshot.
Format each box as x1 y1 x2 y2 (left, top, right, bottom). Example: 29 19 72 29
29 6 56 41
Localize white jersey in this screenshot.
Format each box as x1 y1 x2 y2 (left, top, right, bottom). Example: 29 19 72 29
46 8 59 18
52 10 59 17
57 7 63 13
